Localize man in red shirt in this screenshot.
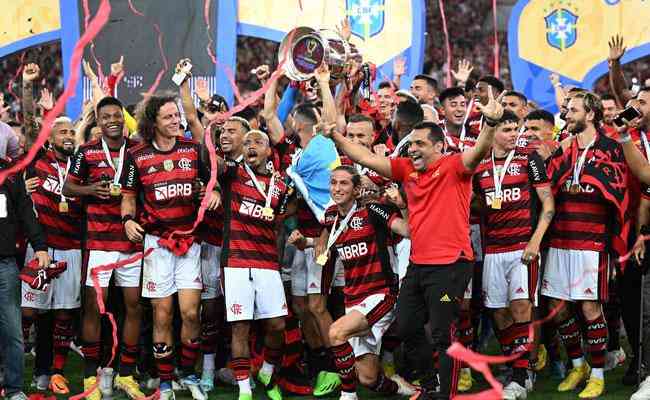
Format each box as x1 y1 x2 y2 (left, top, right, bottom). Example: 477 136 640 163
324 88 504 399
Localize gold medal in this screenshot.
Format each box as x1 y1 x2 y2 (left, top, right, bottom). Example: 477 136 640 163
491 197 502 210
262 207 274 218
163 159 174 172
316 252 328 266
570 183 580 194
59 201 69 213
110 184 122 196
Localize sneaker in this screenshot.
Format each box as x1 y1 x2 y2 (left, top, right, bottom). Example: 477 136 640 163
558 363 591 392
393 374 418 396
7 391 28 400
258 370 282 400
216 368 236 386
313 371 341 396
605 348 626 371
199 369 215 393
49 373 70 394
83 376 102 400
457 368 472 392
533 345 547 372
70 340 84 358
578 376 604 398
160 384 176 400
114 375 146 400
502 381 528 400
551 360 567 380
339 391 358 400
631 376 650 400
32 374 49 391
180 374 207 400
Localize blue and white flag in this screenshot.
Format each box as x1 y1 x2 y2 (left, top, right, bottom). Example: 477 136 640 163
286 135 340 223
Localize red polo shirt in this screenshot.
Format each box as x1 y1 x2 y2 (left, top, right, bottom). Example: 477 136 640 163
390 153 474 265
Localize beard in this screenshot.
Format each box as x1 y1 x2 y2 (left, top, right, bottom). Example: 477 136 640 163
54 144 74 157
568 119 587 134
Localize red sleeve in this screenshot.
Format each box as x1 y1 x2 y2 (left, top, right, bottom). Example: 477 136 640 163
106 74 118 97
389 157 412 182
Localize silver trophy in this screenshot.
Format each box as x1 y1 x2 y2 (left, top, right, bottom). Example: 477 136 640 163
278 26 362 82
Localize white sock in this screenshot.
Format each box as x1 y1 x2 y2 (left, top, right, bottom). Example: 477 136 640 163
202 353 215 372
591 368 604 379
260 361 274 376
571 357 585 368
237 378 252 395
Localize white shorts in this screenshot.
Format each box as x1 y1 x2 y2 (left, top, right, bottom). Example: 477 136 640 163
85 250 142 288
395 239 411 284
482 250 539 308
346 293 396 357
223 267 288 322
541 248 609 302
291 248 315 297
281 243 295 283
22 246 81 310
303 251 345 294
141 234 202 298
464 278 473 300
200 243 222 300
470 224 483 262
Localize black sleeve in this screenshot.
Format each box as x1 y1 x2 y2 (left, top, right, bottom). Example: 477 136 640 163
11 174 47 252
121 152 140 192
67 147 89 184
367 202 400 229
528 151 549 186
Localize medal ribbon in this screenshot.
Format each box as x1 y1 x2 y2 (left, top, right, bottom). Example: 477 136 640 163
243 162 275 210
572 138 595 187
54 157 72 203
101 138 126 186
491 149 515 199
326 202 358 252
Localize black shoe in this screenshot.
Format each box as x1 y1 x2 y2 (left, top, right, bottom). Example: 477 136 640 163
623 358 640 386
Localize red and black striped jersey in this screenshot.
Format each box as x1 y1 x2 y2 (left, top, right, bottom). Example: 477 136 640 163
28 149 82 249
273 134 300 174
296 197 322 238
324 202 399 307
548 142 609 252
463 109 483 147
220 163 288 270
473 150 549 253
67 138 139 252
122 138 207 239
199 209 224 247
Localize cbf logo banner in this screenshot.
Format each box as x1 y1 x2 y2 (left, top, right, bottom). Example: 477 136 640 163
508 0 650 112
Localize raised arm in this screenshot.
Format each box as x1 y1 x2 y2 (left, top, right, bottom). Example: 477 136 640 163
176 59 205 142
314 64 337 126
22 63 40 150
608 35 633 107
259 69 285 145
461 87 504 171
617 122 650 184
326 125 392 178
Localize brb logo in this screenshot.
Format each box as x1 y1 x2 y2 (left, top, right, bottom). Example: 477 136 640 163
239 200 274 221
336 242 368 260
485 188 522 206
154 183 192 201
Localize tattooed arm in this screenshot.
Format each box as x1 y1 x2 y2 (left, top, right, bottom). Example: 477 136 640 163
22 63 40 150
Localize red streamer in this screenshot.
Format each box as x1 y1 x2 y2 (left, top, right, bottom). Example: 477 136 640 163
127 0 169 97
438 0 452 88
492 0 499 78
0 0 111 185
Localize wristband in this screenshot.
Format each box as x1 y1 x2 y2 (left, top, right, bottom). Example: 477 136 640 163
122 214 135 224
